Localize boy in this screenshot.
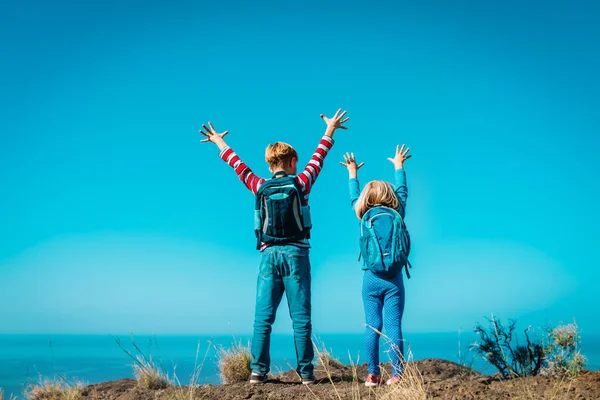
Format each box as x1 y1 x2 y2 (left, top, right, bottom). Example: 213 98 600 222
199 109 349 384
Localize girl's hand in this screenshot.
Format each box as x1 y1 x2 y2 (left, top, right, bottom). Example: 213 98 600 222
388 144 411 169
340 152 364 178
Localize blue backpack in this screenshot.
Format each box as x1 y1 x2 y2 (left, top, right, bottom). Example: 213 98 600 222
359 206 412 278
254 172 312 249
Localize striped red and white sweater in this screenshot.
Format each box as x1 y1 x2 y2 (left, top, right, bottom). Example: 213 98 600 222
218 135 335 248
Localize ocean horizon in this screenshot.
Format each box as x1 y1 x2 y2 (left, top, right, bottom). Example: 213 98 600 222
1 332 598 399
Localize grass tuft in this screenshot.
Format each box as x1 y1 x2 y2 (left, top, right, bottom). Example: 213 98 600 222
116 336 172 390
216 341 252 384
132 354 172 390
25 377 83 400
375 329 426 400
314 338 344 370
377 360 426 400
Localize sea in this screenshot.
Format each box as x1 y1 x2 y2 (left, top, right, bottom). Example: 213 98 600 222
1 333 598 399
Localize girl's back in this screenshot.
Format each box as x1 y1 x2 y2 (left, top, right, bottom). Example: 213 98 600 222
339 145 412 386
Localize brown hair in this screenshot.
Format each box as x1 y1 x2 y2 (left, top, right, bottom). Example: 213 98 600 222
355 180 399 219
265 142 298 169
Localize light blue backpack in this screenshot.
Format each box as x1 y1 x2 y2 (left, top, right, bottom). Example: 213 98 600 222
359 206 412 278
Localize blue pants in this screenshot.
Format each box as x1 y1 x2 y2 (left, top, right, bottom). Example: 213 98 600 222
362 270 406 376
250 245 314 378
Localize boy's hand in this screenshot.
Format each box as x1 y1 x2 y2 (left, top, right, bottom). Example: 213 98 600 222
200 122 229 151
320 109 349 137
388 144 411 169
340 152 364 178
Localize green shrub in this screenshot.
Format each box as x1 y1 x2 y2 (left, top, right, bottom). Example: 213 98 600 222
542 322 586 377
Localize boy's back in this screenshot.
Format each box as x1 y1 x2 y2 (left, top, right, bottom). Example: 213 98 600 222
198 110 349 384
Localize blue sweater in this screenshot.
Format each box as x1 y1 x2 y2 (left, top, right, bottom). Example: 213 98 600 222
348 168 408 218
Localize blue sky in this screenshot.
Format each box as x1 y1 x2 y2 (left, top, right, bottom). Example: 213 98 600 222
0 0 599 335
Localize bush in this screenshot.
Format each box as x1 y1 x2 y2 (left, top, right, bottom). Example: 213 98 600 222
472 316 545 377
542 322 586 377
217 341 252 384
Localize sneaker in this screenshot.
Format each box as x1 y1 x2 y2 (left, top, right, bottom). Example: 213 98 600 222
301 375 316 385
386 376 401 385
249 372 268 384
365 374 382 387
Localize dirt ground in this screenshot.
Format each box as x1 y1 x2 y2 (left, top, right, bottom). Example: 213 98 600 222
81 358 600 400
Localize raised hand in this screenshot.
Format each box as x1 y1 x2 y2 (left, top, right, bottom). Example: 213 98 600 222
199 122 229 145
320 109 350 135
340 152 364 178
387 144 411 169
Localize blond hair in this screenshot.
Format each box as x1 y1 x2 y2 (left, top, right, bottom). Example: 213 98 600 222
355 180 399 219
265 142 298 169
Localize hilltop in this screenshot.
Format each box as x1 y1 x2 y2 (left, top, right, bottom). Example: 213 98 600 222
77 358 600 400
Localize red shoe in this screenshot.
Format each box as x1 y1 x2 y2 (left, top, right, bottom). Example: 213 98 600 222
386 376 401 385
365 374 382 387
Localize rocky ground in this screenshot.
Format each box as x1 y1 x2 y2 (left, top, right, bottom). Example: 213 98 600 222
80 359 600 400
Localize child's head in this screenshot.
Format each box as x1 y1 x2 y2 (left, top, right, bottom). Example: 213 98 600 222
265 142 298 175
355 180 399 219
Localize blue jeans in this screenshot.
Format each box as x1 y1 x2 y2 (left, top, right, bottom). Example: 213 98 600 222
250 245 314 377
363 270 405 376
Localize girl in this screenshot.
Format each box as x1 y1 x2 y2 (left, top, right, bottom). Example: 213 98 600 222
340 145 411 386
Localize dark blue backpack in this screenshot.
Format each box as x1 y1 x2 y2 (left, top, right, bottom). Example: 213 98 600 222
359 206 412 278
254 172 312 249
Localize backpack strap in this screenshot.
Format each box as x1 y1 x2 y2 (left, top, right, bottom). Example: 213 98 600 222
390 215 399 266
365 219 385 268
405 259 412 279
255 191 264 250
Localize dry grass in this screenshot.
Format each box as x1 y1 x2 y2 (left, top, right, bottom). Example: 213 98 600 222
373 346 426 399
216 341 252 384
168 341 211 400
510 374 582 400
312 333 426 400
347 353 362 400
313 340 342 400
25 377 84 400
0 388 17 400
313 337 344 370
132 355 172 390
116 337 172 390
375 366 425 400
367 327 426 400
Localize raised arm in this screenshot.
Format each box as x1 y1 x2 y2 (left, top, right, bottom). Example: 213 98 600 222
199 122 265 194
340 152 364 210
387 144 411 209
295 109 349 199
